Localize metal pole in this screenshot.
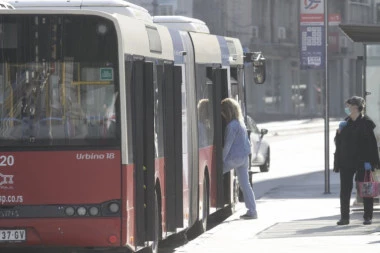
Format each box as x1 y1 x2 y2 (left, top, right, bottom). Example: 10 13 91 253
324 0 330 194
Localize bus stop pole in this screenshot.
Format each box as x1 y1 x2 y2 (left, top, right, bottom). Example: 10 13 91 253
324 0 331 194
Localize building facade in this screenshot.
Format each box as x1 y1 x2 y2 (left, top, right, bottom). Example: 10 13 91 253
247 0 374 121
194 0 375 121
128 0 375 121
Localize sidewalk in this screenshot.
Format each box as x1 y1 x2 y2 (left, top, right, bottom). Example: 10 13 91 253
173 171 380 253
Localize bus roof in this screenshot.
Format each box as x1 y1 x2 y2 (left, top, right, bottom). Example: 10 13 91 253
0 8 174 61
153 16 210 34
3 0 152 22
0 1 14 8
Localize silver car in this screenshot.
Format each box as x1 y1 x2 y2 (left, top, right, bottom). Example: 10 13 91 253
246 116 270 173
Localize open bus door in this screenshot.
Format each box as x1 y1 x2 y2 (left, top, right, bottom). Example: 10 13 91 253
212 68 228 208
131 59 156 245
131 59 184 242
218 69 232 206
163 63 184 232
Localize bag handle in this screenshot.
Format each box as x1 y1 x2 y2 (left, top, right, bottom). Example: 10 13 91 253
364 170 375 182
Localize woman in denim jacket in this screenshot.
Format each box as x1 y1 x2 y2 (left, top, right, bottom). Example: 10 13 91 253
221 98 257 219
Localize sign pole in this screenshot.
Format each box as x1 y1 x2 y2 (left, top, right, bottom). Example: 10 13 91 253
324 0 330 194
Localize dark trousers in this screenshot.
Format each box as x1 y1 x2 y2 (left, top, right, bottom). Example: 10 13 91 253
340 168 374 220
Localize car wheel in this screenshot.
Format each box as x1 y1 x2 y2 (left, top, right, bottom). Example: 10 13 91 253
259 148 270 172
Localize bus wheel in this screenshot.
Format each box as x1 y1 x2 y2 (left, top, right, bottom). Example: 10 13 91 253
201 177 209 233
151 191 161 253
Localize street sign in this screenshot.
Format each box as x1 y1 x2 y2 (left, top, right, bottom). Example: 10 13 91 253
300 0 325 70
300 25 325 69
100 68 114 81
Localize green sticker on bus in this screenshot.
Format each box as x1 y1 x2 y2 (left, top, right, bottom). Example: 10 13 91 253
100 68 113 81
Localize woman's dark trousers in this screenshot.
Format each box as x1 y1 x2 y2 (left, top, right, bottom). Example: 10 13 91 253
340 168 373 220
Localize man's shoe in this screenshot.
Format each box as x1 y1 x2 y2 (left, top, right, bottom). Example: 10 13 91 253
337 219 349 225
240 212 258 220
363 219 372 225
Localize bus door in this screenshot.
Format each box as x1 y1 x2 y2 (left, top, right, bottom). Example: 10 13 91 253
131 59 156 245
163 62 184 232
212 68 228 208
179 30 198 227
218 68 231 205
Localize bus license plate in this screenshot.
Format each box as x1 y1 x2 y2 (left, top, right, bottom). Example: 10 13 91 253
0 229 26 242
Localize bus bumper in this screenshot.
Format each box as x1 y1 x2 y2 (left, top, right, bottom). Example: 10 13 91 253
0 218 122 247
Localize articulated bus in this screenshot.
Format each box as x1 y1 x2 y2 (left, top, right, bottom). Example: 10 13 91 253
0 1 265 252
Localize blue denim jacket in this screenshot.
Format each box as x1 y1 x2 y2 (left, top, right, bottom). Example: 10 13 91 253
223 119 251 163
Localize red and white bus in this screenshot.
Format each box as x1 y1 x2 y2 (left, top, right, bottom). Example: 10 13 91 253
0 1 265 252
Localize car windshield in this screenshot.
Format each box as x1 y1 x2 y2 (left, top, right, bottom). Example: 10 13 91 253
0 14 120 147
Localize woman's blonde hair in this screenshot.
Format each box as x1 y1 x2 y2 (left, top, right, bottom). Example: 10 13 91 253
197 99 209 122
221 98 243 123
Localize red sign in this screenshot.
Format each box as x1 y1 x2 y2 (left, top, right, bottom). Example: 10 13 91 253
329 13 341 26
328 32 339 53
301 14 324 24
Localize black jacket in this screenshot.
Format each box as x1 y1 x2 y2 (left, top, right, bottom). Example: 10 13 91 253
334 114 380 172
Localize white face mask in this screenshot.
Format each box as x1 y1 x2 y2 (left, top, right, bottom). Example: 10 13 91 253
344 107 351 116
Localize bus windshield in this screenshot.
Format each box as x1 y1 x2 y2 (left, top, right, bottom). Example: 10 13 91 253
0 14 120 147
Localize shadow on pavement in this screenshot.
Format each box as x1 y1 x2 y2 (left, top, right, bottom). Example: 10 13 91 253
257 211 380 239
253 170 341 200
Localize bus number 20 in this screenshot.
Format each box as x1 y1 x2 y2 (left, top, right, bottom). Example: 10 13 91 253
0 155 15 167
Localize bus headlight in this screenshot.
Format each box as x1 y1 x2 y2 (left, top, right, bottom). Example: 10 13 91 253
65 207 75 216
77 207 87 216
97 24 108 35
89 206 99 216
108 203 120 213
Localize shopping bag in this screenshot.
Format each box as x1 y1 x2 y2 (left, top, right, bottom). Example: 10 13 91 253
373 169 380 182
358 171 380 198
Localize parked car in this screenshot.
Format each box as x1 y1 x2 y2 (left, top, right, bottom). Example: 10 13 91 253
246 116 270 172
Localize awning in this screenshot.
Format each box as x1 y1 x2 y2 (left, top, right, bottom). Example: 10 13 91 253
339 24 380 43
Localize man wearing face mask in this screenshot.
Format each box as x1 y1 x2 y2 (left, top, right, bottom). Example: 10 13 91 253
333 96 380 226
